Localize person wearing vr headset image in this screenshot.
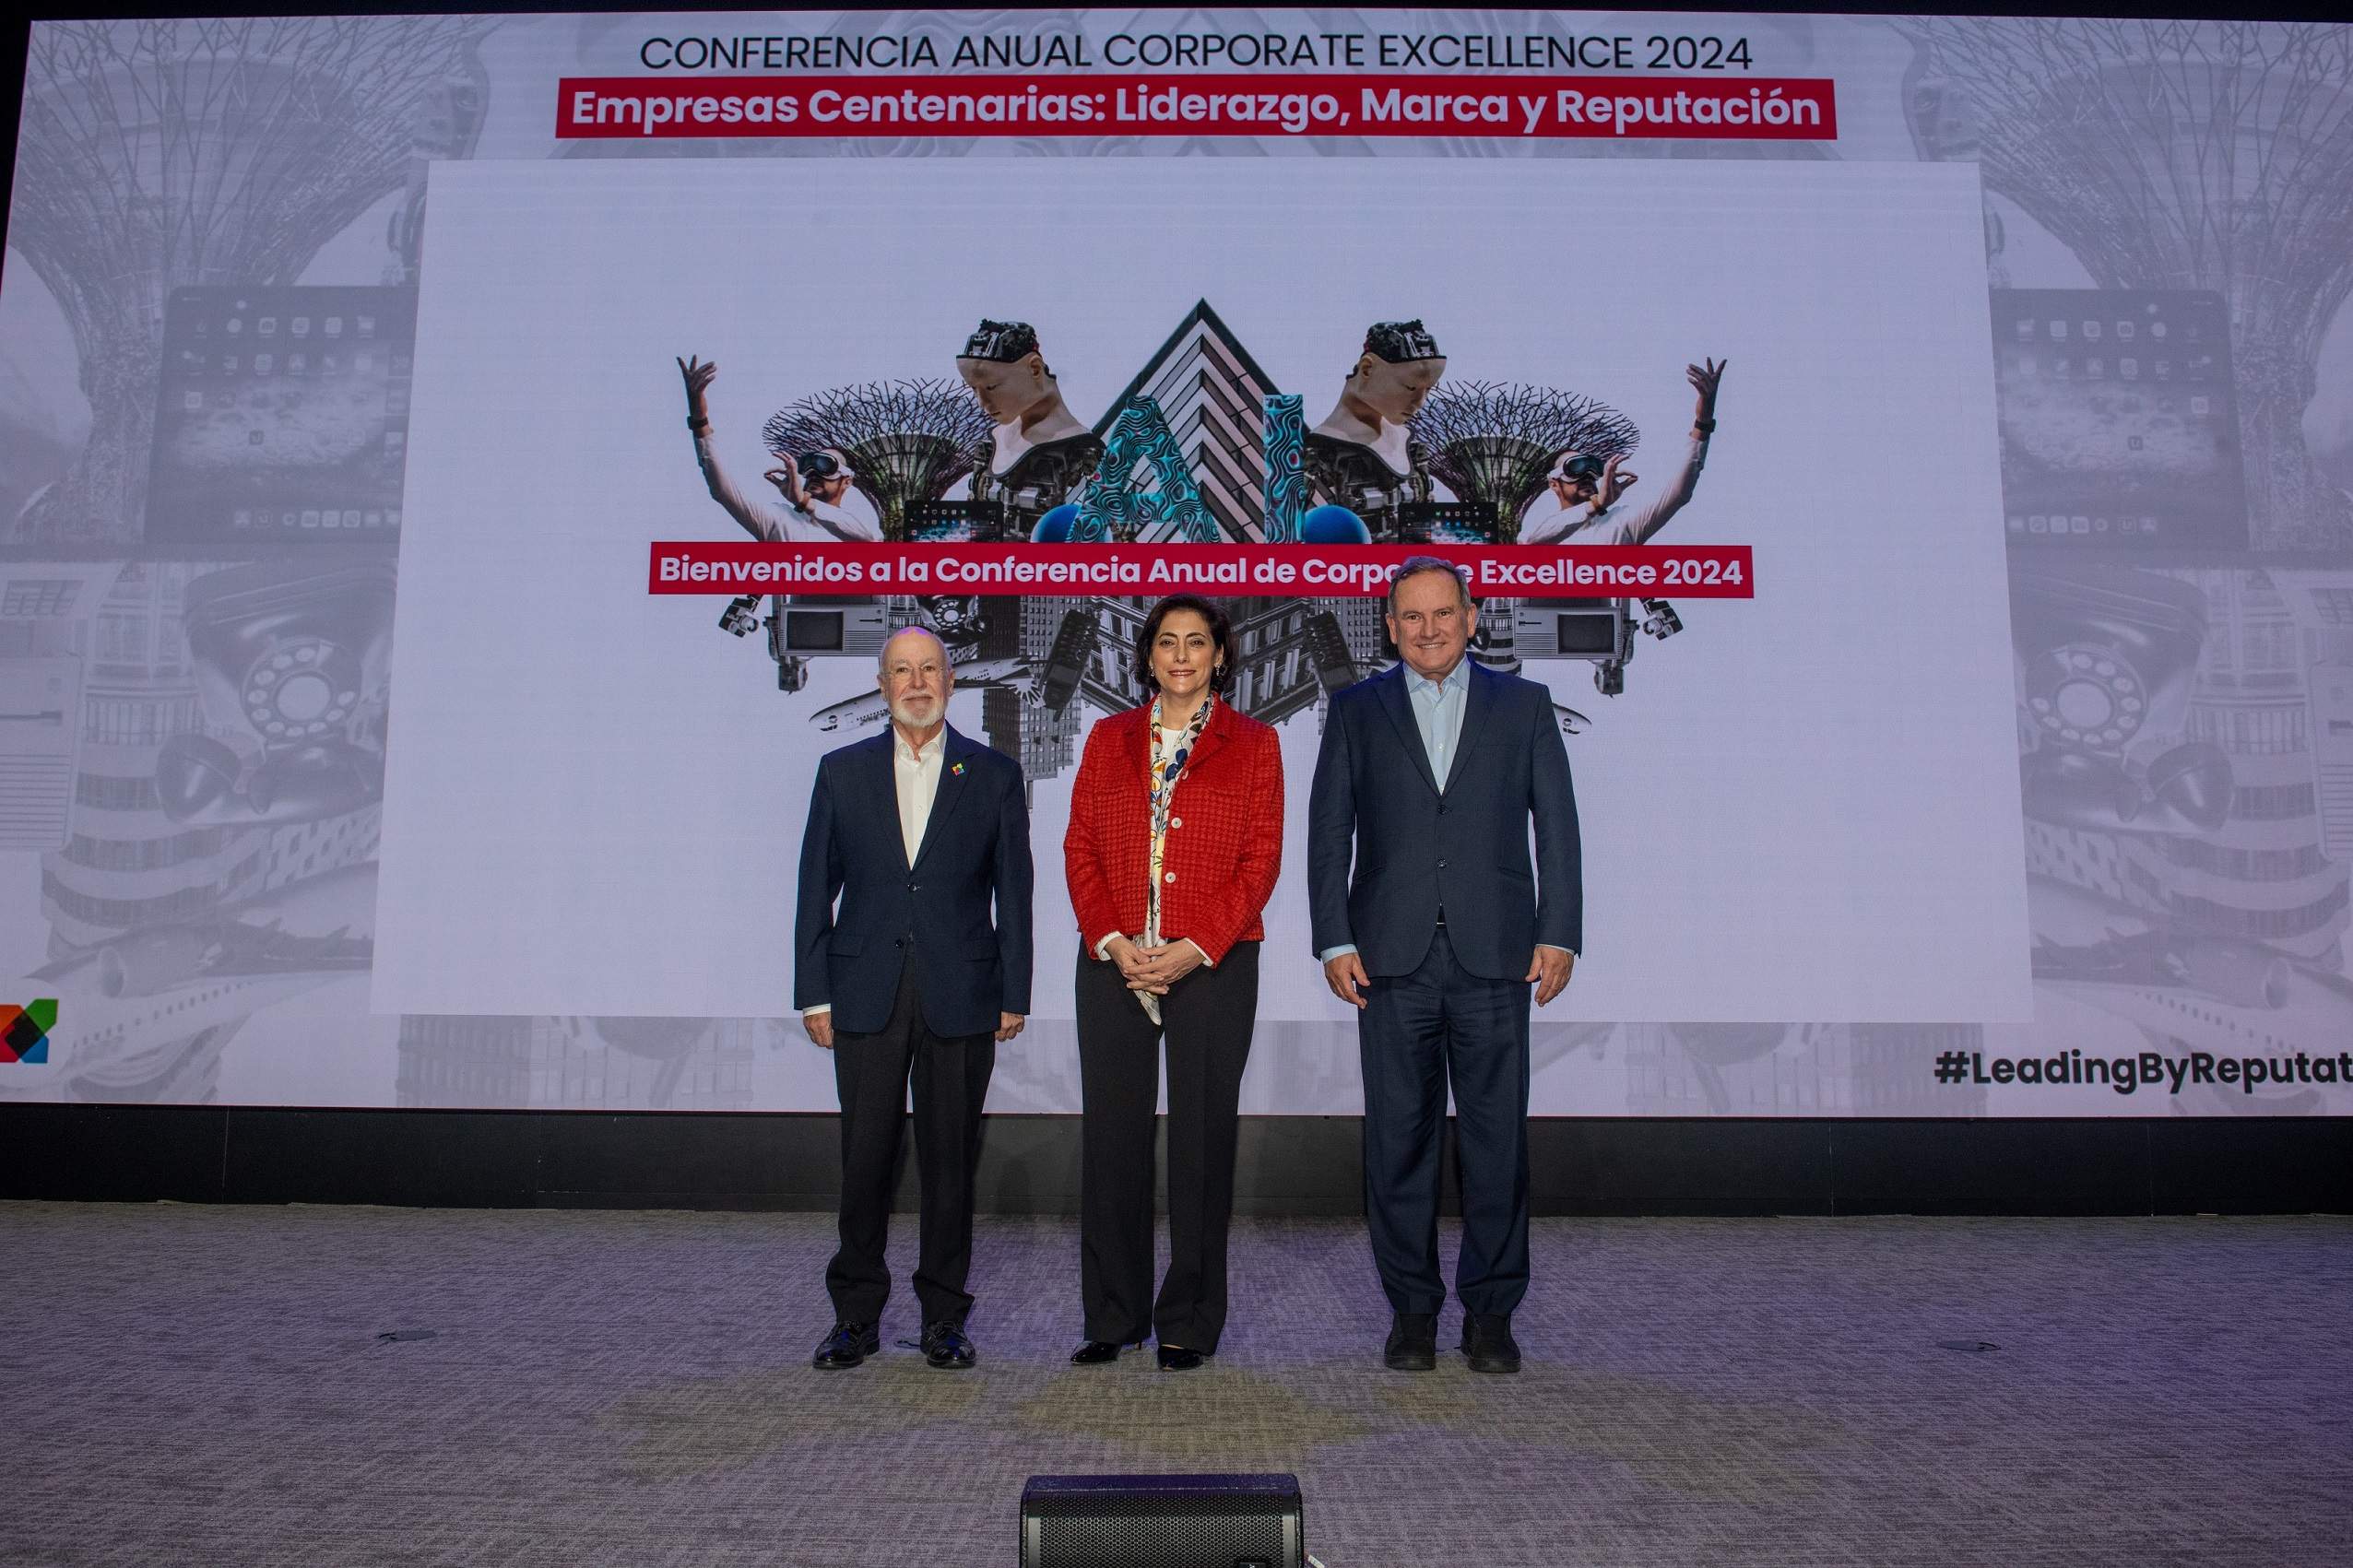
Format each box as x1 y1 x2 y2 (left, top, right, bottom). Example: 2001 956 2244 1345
1520 358 1727 546
676 353 881 543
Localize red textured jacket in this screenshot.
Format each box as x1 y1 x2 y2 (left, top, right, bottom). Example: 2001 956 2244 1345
1063 699 1284 964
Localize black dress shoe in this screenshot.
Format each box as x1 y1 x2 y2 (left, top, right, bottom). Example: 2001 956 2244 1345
1154 1344 1205 1372
1385 1312 1438 1372
812 1321 880 1370
919 1320 976 1370
1070 1339 1141 1365
1462 1313 1522 1374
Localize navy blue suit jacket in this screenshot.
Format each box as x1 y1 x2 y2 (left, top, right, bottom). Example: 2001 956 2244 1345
1307 662 1581 980
794 725 1033 1037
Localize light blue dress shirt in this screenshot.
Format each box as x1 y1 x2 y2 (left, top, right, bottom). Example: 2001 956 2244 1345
1406 657 1472 789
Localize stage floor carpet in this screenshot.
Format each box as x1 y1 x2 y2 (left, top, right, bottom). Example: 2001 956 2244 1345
3 1203 2347 1566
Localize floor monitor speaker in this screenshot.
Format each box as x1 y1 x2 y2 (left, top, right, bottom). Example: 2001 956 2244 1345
1018 1473 1305 1568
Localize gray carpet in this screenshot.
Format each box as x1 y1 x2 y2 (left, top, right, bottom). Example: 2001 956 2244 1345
2 1203 2348 1566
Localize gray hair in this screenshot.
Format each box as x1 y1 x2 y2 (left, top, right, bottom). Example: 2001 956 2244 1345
1387 556 1472 612
877 624 951 675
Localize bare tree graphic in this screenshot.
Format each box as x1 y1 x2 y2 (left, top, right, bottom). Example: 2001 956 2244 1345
1412 381 1639 542
1901 18 2353 551
7 17 496 547
763 379 997 540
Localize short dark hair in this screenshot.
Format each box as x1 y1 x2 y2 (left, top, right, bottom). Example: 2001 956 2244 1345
1133 595 1234 696
1387 556 1471 612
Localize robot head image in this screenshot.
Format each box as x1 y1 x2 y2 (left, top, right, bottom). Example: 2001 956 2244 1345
878 625 953 732
1312 319 1448 477
955 317 1089 474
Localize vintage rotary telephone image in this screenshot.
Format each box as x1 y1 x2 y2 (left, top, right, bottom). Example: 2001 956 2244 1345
2013 561 2231 838
154 559 394 827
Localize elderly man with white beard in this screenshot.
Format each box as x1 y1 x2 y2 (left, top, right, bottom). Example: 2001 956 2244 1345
795 626 1032 1371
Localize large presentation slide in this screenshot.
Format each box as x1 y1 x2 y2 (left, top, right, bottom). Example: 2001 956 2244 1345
3 10 2350 1119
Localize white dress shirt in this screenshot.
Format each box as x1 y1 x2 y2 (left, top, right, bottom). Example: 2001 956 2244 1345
894 725 946 867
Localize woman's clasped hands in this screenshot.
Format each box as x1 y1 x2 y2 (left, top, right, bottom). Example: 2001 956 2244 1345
1103 935 1207 996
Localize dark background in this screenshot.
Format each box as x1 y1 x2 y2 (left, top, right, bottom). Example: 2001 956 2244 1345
5 1107 2348 1215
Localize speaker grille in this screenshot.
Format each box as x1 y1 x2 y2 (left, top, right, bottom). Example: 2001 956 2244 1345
1021 1474 1302 1568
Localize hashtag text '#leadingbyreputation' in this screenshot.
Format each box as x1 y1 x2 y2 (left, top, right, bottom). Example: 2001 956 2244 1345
1933 1048 2352 1095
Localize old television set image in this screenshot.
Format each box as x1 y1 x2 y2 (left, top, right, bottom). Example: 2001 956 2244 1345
144 286 417 553
780 609 845 653
777 601 894 656
1991 289 2247 554
1512 599 1630 660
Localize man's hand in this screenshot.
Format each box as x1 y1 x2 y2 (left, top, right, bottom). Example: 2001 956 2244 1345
678 354 717 422
763 462 810 512
802 1009 834 1049
1323 950 1370 1009
1128 940 1205 994
996 1013 1025 1043
1526 947 1575 1007
1688 356 1726 422
1591 453 1638 513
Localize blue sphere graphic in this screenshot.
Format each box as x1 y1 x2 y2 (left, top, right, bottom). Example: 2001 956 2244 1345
1300 504 1371 544
1032 503 1082 543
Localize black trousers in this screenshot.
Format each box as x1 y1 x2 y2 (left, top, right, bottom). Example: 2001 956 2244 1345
1075 941 1259 1352
1359 925 1531 1319
825 955 995 1327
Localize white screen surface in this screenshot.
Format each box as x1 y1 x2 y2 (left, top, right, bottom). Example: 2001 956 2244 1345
372 156 2027 1030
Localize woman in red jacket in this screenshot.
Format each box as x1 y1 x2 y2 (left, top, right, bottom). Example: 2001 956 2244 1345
1063 594 1283 1371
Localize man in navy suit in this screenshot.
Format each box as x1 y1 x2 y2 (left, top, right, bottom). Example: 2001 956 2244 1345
796 626 1032 1371
1308 560 1581 1374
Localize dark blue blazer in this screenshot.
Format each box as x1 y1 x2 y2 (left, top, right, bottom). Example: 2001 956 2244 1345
794 725 1033 1037
1307 662 1581 980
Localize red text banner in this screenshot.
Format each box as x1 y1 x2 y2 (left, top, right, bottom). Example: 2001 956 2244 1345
648 542 1756 597
559 73 1835 140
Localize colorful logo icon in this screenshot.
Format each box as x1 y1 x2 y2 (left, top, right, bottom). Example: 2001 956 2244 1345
1 999 56 1064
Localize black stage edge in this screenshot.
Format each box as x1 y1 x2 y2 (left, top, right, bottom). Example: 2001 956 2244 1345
4 1108 2349 1216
